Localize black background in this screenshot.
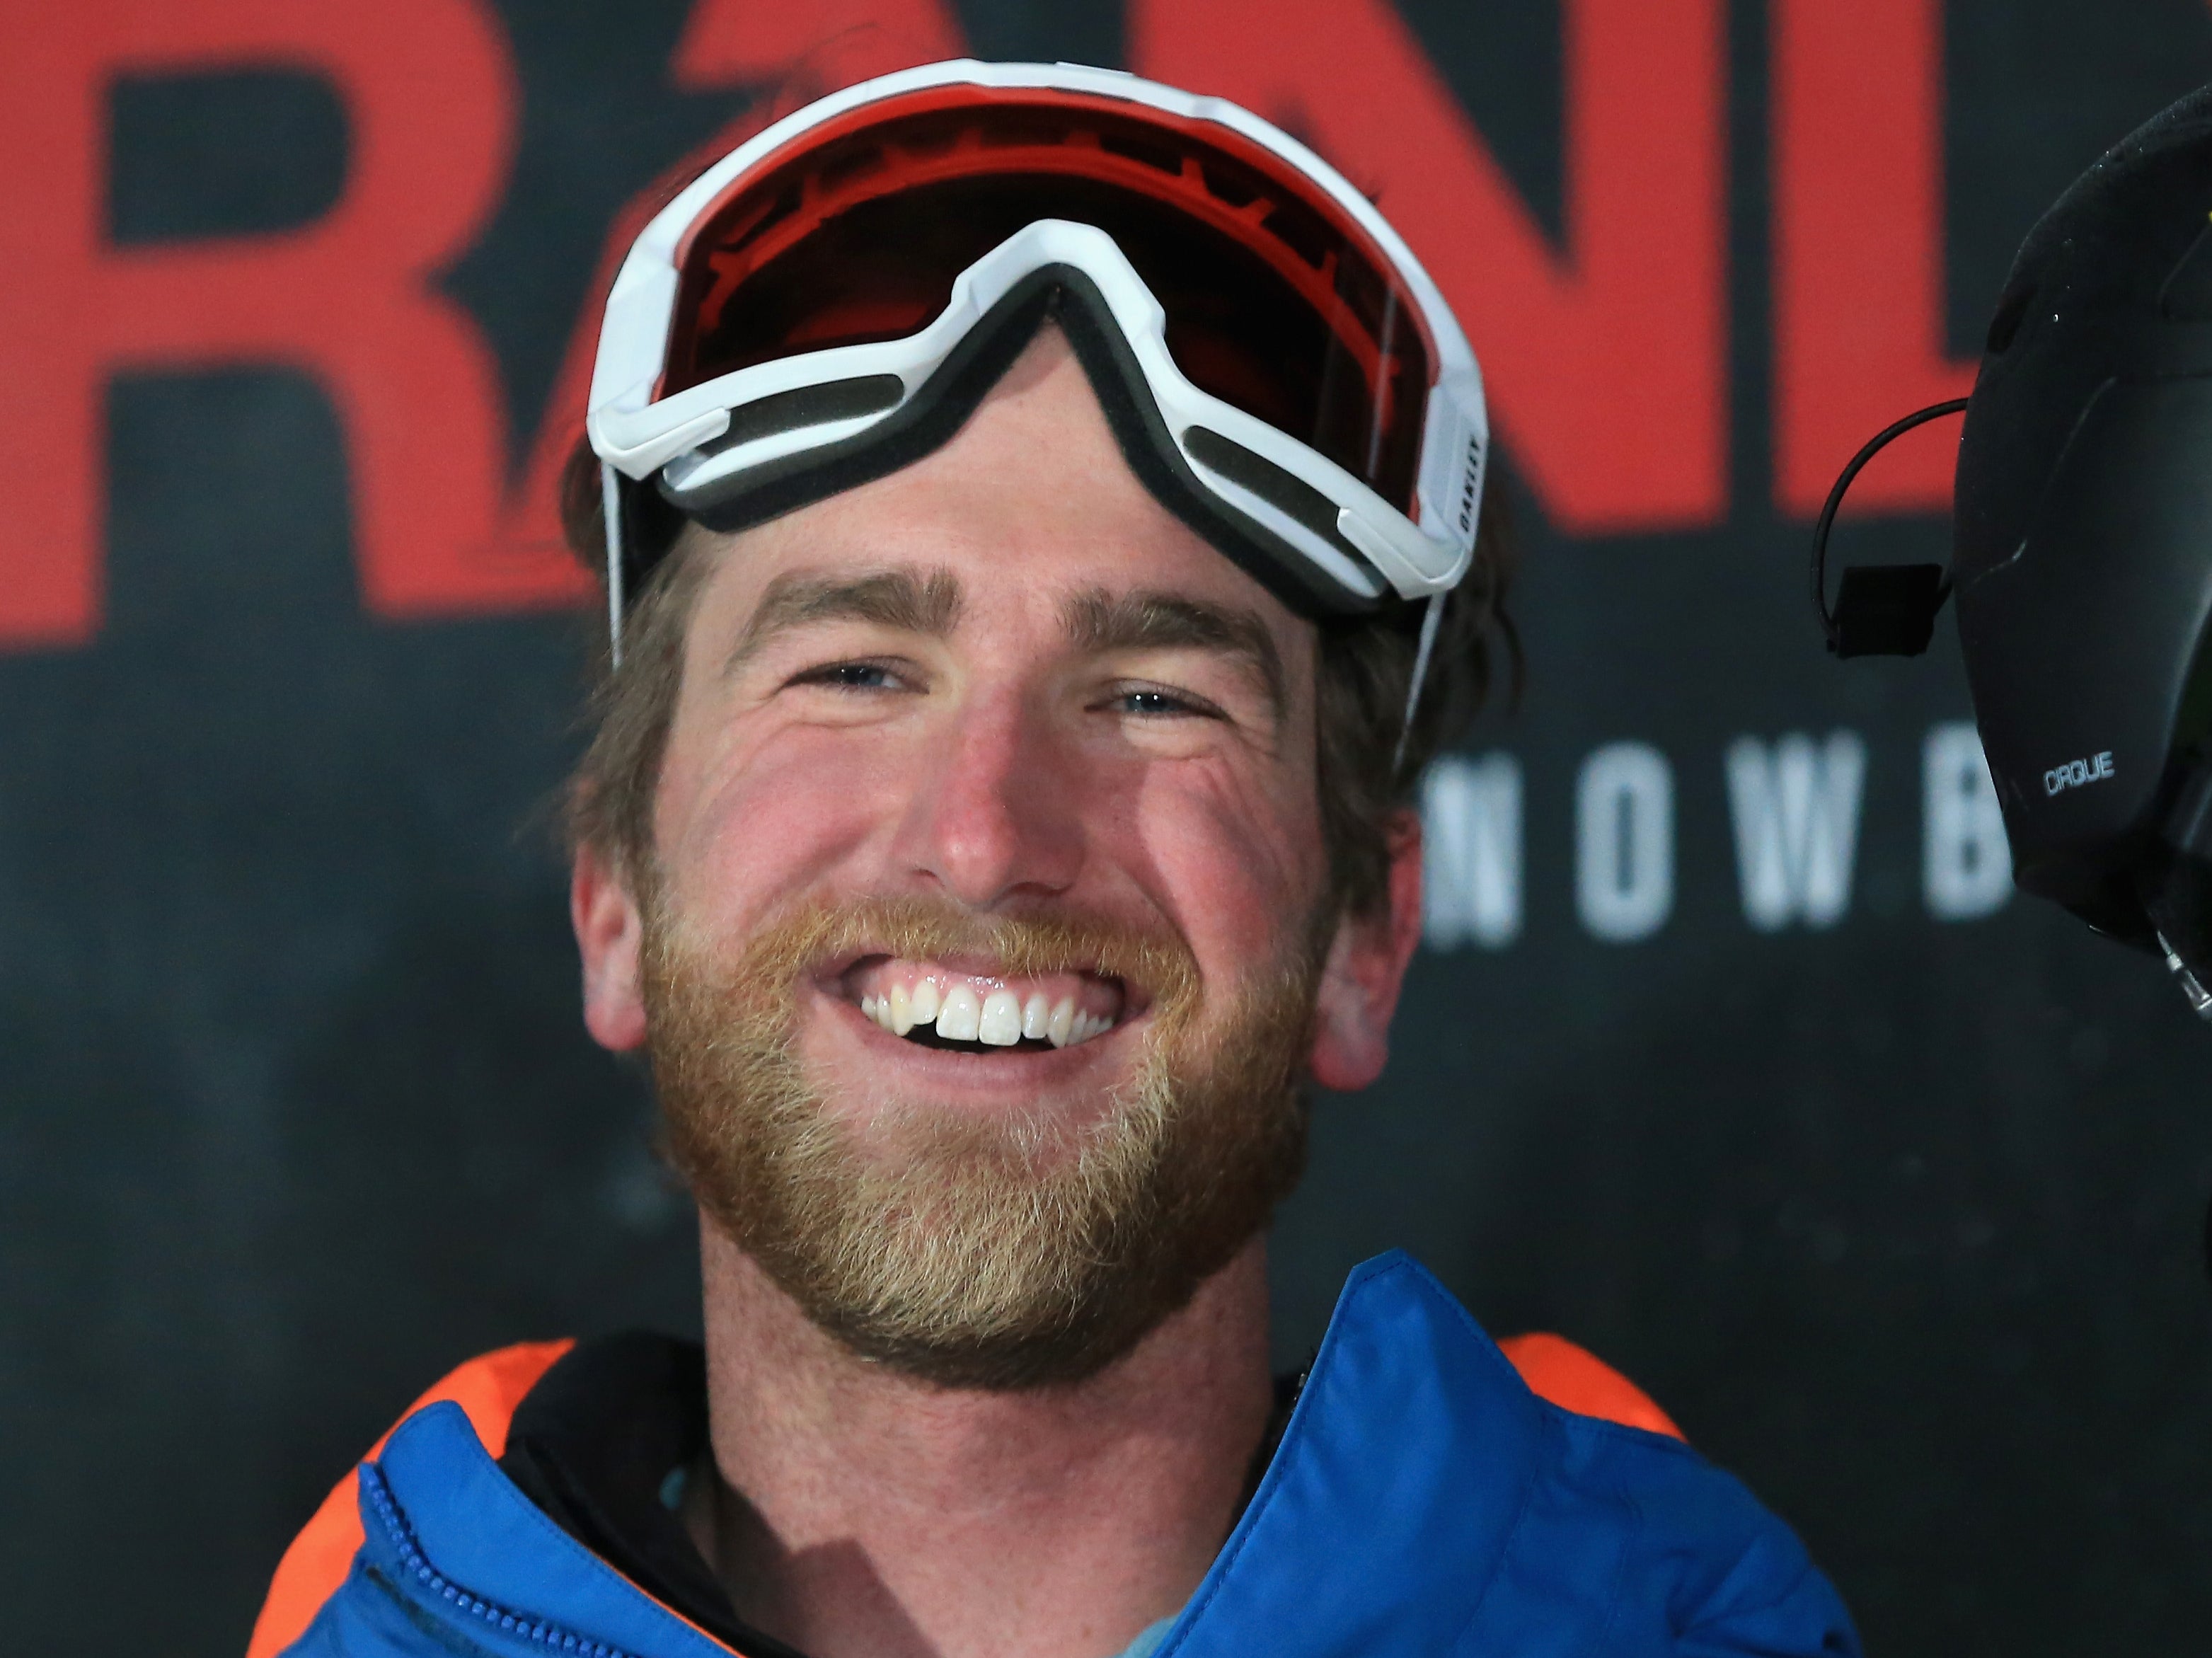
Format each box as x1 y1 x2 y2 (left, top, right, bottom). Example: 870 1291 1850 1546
7 2 2212 1652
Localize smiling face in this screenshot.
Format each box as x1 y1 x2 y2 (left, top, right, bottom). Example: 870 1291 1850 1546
573 324 1424 1386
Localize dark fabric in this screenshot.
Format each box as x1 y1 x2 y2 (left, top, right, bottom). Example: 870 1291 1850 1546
1236 1364 1307 1519
497 1332 805 1658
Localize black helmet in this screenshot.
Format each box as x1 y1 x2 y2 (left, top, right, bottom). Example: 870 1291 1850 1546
1816 83 2212 1011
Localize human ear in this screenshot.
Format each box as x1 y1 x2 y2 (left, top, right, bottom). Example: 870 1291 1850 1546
572 841 648 1052
1306 810 1425 1090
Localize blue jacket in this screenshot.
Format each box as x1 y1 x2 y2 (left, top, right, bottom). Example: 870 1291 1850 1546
259 1252 1857 1657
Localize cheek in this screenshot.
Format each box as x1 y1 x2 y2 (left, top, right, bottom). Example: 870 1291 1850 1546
1125 758 1326 971
655 718 908 935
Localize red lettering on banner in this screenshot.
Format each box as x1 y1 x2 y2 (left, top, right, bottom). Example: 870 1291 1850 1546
1129 0 1727 534
0 0 571 650
673 0 962 90
497 0 964 566
1771 0 1974 516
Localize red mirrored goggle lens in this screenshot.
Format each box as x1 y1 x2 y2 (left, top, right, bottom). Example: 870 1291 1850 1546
659 87 1436 512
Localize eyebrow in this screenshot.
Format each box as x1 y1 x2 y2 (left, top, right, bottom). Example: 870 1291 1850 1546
722 568 964 677
1061 587 1287 720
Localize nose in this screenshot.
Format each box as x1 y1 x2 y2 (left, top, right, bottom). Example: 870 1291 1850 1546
891 688 1085 908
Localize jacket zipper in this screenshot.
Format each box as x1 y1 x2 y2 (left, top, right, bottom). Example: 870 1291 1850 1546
359 1461 645 1658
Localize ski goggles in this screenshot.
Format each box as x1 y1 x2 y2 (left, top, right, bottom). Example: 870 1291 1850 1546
586 59 1489 659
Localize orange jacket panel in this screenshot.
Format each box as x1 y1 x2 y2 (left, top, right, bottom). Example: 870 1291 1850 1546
244 1339 575 1658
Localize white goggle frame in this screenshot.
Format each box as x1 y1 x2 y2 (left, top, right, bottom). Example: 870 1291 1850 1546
586 59 1490 732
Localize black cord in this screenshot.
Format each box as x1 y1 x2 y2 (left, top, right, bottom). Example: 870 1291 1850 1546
1810 396 1971 650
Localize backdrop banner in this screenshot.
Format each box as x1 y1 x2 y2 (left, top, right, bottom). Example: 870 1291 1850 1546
5 3 2211 1653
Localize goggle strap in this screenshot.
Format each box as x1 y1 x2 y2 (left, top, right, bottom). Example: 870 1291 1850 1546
1395 590 1445 777
601 461 628 670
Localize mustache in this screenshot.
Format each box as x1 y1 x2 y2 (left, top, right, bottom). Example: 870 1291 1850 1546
705 893 1203 1015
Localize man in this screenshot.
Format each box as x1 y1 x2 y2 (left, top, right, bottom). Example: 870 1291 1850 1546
249 61 1856 1658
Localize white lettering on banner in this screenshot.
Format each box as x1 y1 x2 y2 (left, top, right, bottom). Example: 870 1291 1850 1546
1726 731 1866 931
1924 723 2012 920
1576 742 1675 943
1422 754 1523 948
1417 726 2015 943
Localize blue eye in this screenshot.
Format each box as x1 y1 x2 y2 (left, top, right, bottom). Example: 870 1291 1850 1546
797 662 901 691
1117 687 1218 720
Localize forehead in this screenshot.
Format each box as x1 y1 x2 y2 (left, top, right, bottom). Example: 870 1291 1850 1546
676 328 1316 654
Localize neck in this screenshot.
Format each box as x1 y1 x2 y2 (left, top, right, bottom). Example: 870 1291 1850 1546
691 1218 1274 1658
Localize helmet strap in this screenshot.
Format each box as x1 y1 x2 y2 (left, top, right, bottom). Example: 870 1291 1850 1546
602 461 628 669
1394 591 1446 777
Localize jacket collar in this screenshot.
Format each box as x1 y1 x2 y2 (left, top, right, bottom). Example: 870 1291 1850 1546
365 1251 1557 1658
1159 1250 1553 1655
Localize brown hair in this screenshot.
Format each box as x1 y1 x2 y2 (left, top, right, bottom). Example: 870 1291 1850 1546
560 440 1516 916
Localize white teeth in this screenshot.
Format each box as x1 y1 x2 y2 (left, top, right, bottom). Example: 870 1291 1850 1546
977 989 1023 1047
936 984 982 1042
865 977 1114 1048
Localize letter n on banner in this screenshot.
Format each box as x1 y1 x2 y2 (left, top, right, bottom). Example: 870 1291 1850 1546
1771 0 1976 516
1130 0 1727 534
0 0 575 650
1422 754 1523 949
